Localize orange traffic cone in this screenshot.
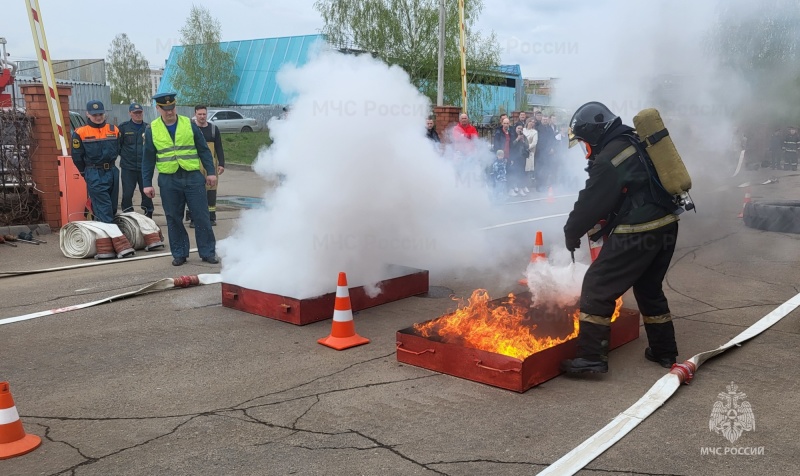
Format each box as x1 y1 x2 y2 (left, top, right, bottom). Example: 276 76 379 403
318 272 370 350
0 381 41 460
546 187 555 203
737 188 751 218
519 231 547 285
587 221 606 262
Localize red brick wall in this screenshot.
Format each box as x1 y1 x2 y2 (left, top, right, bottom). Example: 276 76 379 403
432 105 462 143
21 84 72 230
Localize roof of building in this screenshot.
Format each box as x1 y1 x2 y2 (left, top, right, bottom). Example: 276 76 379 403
493 64 522 78
14 75 107 86
158 34 326 106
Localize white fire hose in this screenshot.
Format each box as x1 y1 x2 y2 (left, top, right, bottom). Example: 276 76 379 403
538 291 800 475
0 273 222 326
60 216 163 259
59 222 125 259
113 212 165 251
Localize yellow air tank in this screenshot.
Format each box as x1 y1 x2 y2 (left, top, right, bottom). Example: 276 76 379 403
633 108 692 196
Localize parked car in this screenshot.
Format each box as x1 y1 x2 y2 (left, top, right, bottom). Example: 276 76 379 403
69 110 86 135
206 109 261 133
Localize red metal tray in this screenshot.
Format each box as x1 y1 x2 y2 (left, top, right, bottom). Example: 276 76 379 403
222 265 429 325
396 301 640 393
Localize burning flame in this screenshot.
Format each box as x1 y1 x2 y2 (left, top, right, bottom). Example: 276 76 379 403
414 290 623 360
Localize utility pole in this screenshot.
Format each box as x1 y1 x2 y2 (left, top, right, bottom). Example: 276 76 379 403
436 0 445 106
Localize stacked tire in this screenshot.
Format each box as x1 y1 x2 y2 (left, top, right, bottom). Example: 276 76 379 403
743 200 800 234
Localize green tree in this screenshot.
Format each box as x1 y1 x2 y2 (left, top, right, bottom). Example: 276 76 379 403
171 5 238 106
106 34 150 104
707 0 800 124
315 0 502 114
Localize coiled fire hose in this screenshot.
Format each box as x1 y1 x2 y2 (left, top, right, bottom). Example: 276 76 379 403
113 212 165 251
0 273 223 326
59 222 135 259
538 291 800 475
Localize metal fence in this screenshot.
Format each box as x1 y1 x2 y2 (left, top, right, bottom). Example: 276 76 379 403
12 76 112 114
105 104 283 130
0 110 40 226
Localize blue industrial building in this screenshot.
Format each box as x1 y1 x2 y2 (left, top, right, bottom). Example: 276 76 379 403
158 34 521 115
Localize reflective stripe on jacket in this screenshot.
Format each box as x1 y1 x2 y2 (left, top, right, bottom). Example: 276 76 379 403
151 116 200 174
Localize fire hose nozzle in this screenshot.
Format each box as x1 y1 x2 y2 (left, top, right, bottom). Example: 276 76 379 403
570 251 575 263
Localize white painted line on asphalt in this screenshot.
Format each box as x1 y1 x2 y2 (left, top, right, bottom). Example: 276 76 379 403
479 213 569 231
503 193 577 205
0 248 200 278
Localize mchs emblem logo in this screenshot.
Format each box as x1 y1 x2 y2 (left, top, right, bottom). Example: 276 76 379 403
709 382 755 443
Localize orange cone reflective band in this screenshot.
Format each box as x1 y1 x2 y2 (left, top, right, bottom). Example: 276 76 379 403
318 272 370 350
519 231 547 285
588 222 604 262
0 381 41 460
737 188 752 219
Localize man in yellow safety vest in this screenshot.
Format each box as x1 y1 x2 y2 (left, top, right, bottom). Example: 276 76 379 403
142 92 219 266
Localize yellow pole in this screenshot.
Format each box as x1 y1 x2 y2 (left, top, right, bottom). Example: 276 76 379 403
25 0 68 156
458 0 467 114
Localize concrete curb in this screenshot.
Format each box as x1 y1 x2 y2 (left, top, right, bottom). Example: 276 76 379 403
224 163 255 172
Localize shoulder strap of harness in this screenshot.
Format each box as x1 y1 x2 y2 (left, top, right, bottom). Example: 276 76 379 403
589 135 679 241
588 145 637 241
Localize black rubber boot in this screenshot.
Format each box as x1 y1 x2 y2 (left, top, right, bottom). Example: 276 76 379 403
645 348 675 368
209 211 217 226
644 321 678 367
185 209 192 222
561 321 610 374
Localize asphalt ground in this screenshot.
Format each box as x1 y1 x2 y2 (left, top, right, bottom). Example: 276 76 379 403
1 165 799 475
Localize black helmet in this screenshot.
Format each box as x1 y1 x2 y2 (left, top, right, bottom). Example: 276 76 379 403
568 101 621 148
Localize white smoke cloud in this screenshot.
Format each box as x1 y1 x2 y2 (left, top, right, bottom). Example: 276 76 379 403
525 247 589 309
218 51 506 298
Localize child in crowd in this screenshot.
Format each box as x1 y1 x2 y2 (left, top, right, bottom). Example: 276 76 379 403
491 149 508 202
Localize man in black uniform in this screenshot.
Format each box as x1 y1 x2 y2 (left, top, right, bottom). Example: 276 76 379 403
118 103 153 218
188 105 226 226
560 102 680 374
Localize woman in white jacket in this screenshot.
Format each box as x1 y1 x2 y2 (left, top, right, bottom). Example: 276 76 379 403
522 119 538 190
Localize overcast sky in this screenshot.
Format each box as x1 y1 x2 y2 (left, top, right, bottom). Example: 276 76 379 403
4 0 641 79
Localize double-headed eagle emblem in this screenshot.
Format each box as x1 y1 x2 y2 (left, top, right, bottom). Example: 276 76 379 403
709 381 755 443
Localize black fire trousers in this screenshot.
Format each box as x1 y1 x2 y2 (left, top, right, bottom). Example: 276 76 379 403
580 222 678 318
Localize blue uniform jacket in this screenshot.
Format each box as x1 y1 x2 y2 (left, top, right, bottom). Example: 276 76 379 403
117 120 148 171
71 122 120 173
141 119 215 188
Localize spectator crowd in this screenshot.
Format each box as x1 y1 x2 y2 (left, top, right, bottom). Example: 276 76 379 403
426 109 573 202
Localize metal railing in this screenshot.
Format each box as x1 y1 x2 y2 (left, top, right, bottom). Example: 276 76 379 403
0 110 40 226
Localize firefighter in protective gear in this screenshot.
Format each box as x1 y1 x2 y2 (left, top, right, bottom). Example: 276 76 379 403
560 101 680 374
142 92 218 266
71 100 120 223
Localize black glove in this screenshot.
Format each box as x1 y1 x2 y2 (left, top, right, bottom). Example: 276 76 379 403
565 235 581 252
